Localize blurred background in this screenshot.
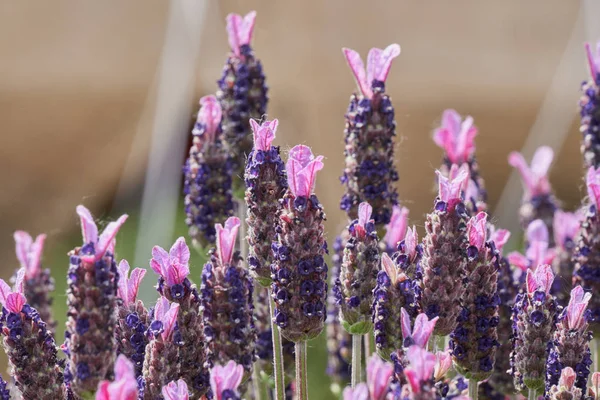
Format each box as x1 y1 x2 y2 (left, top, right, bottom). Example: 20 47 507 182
0 1 596 398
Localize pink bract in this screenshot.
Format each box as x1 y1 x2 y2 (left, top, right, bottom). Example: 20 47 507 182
433 109 478 164
193 95 222 144
95 355 138 400
250 119 278 151
216 217 241 265
14 230 46 280
226 11 257 57
508 146 553 197
286 145 324 198
76 205 128 263
342 44 401 99
383 205 409 250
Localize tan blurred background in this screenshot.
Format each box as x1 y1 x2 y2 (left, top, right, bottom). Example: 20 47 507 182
0 0 592 274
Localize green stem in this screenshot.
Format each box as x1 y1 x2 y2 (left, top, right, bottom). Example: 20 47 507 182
468 379 478 400
364 333 371 358
351 334 363 387
251 367 268 400
295 341 308 400
528 388 537 400
269 291 285 400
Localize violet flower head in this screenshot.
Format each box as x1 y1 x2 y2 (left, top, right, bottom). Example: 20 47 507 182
245 118 288 286
579 41 600 168
340 44 400 226
162 379 189 400
115 260 149 377
336 202 381 335
272 145 328 342
508 146 558 237
201 216 256 377
420 165 469 336
381 205 409 255
547 367 582 400
217 11 268 183
184 95 235 248
510 264 558 392
210 361 244 400
65 205 127 395
96 354 138 400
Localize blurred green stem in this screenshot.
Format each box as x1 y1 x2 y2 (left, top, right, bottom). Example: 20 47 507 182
269 291 285 400
295 341 308 400
352 334 362 387
528 389 537 400
469 379 478 400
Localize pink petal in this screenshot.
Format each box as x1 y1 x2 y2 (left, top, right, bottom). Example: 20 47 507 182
592 372 600 395
566 286 591 330
286 158 301 198
151 245 169 276
586 42 599 80
436 166 468 202
162 380 189 400
433 109 461 160
127 268 147 304
13 268 25 295
97 214 128 260
372 43 401 82
221 361 244 391
197 95 222 142
117 259 130 304
508 152 535 194
357 202 373 229
526 219 548 244
454 116 476 164
404 226 418 260
27 234 46 279
530 146 554 178
297 158 324 197
240 11 257 46
507 251 530 271
13 230 33 270
490 228 511 253
383 205 409 249
251 119 278 151
225 14 243 56
154 296 170 322
405 345 436 385
342 47 372 98
559 367 576 389
436 171 451 202
288 144 314 168
161 303 180 341
96 381 110 400
412 314 438 348
534 264 554 295
76 205 99 245
0 279 11 306
366 355 393 400
587 167 600 208
6 292 26 314
404 369 421 394
553 210 582 249
526 241 550 270
169 237 190 267
216 217 241 265
149 259 164 277
525 269 537 295
165 262 190 286
400 307 412 343
434 350 452 381
287 145 324 197
114 354 136 381
467 212 488 250
343 384 369 400
381 253 397 285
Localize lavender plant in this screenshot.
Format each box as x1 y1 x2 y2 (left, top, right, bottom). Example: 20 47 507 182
580 41 600 169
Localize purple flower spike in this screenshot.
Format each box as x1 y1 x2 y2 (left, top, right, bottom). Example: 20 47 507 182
403 345 436 395
401 309 438 348
366 355 394 400
286 145 324 198
14 231 46 280
433 109 478 165
96 354 138 400
382 205 409 254
0 269 26 314
250 118 277 151
215 216 241 265
210 361 244 400
226 11 257 57
162 379 189 400
76 205 128 263
193 95 222 144
342 44 401 99
117 260 146 307
150 237 190 286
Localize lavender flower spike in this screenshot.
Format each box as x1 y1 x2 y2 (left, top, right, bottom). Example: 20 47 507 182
547 367 582 400
510 264 558 392
336 202 380 335
162 379 189 400
96 354 138 400
201 216 257 377
271 145 328 342
579 41 600 168
381 205 409 255
115 260 149 378
142 297 181 400
150 237 210 396
217 11 268 183
210 361 244 400
245 118 288 286
0 268 66 399
14 230 56 334
184 95 235 248
545 285 593 394
65 206 128 395
552 210 583 305
508 146 558 239
421 165 469 336
340 44 400 226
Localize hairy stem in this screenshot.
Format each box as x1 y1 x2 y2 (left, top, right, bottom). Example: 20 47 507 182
269 291 285 400
295 341 308 400
528 388 537 400
364 333 371 358
469 379 478 400
351 334 363 387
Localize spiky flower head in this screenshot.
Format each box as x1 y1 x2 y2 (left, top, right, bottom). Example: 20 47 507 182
184 95 235 248
420 165 469 336
510 264 558 392
381 205 409 255
271 145 328 342
201 216 256 377
340 44 400 226
245 118 287 286
96 354 138 400
162 379 189 400
65 205 127 395
210 361 244 400
509 146 558 238
335 202 380 335
579 42 600 168
217 11 268 183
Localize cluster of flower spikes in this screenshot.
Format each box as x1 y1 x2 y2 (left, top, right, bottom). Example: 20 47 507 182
0 268 66 399
510 264 559 393
373 226 421 361
546 285 593 395
433 109 487 214
552 210 583 306
183 95 235 249
580 41 600 169
14 230 56 335
339 44 401 226
335 202 380 335
509 146 559 243
450 211 500 381
216 11 268 182
573 166 600 331
115 259 148 378
64 205 127 395
142 296 181 399
271 145 328 342
546 367 582 400
150 237 210 397
201 216 257 378
343 355 394 400
420 165 470 336
245 118 287 286
381 205 409 256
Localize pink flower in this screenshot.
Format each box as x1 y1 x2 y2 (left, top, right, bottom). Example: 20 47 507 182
436 164 469 203
250 119 278 151
192 95 222 144
404 345 436 394
95 354 138 400
150 237 191 286
342 44 401 99
403 226 418 260
226 11 257 57
366 355 394 400
401 308 438 348
161 379 189 400
467 211 488 251
591 372 600 399
433 109 478 164
489 227 511 253
565 285 592 331
381 253 408 286
585 41 600 81
76 205 128 263
117 260 147 306
210 361 244 400
354 202 373 238
215 217 241 265
508 146 553 197
0 268 26 313
587 166 600 209
525 264 554 297
527 219 549 243
286 145 324 198
553 210 583 250
383 205 409 250
507 220 555 272
343 383 369 400
558 366 576 390
433 350 452 381
154 297 179 341
13 230 46 280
